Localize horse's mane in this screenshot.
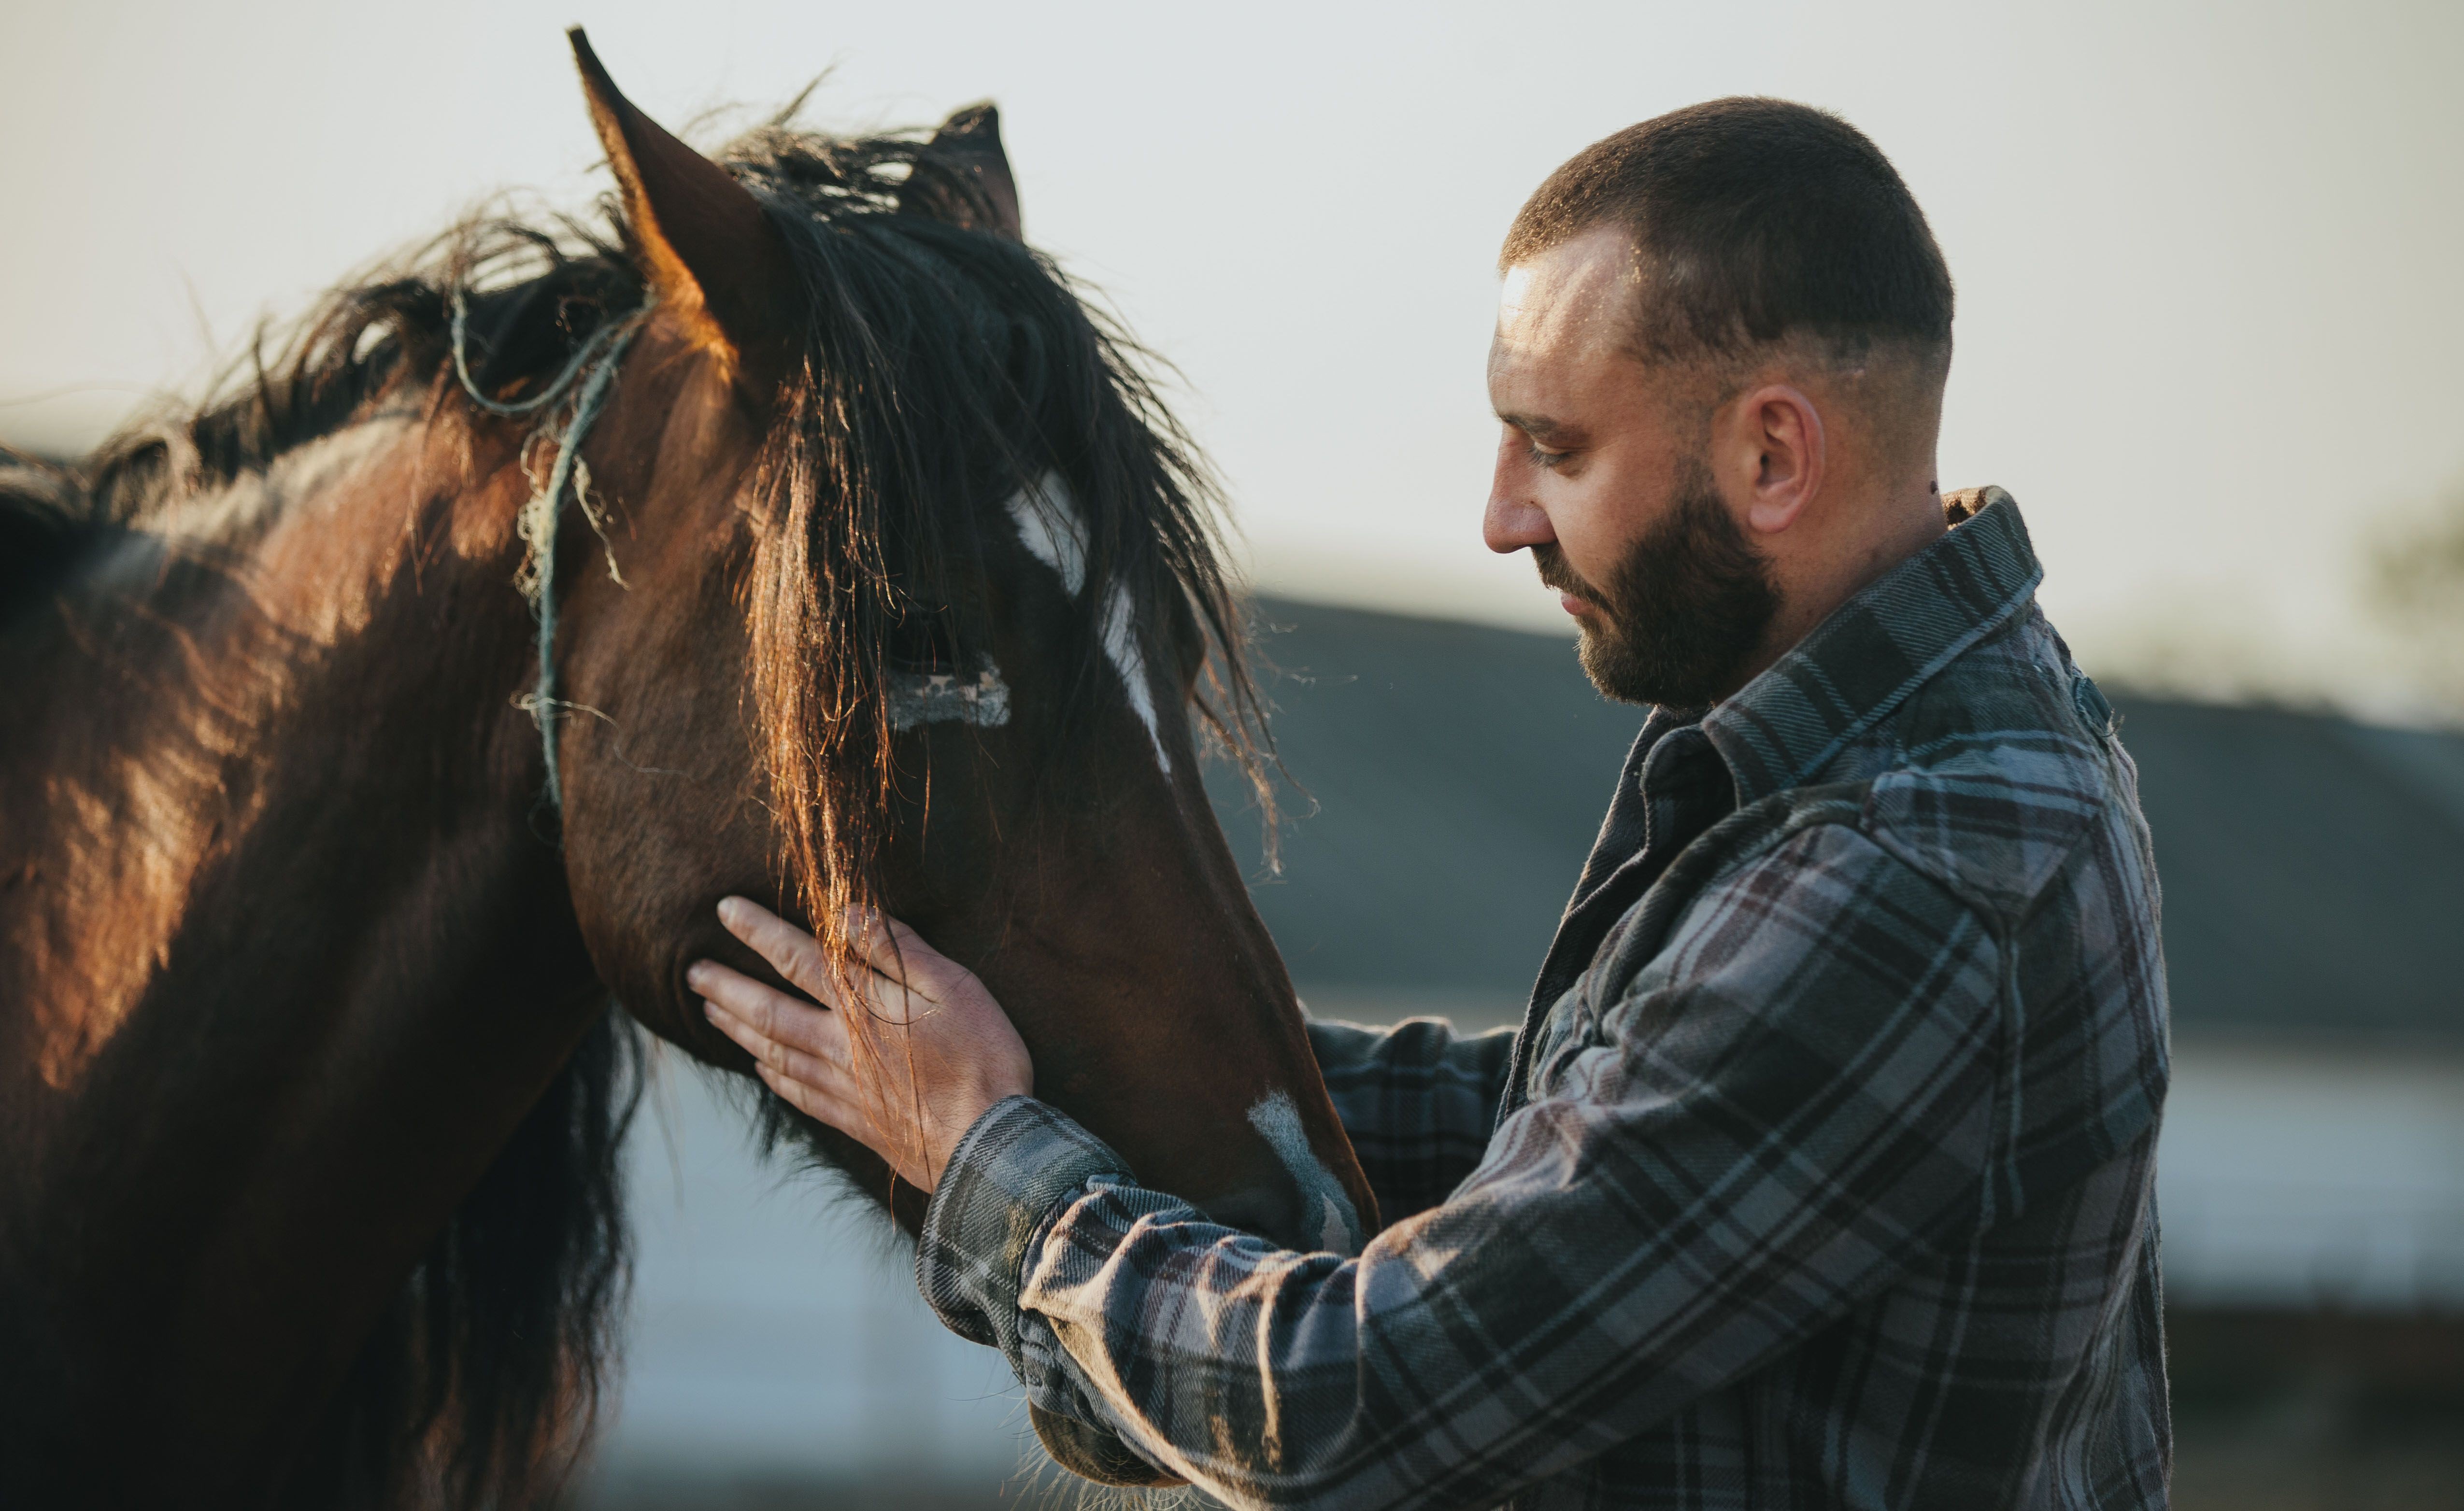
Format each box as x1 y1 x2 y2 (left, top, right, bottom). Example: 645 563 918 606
0 221 642 611
4 112 1268 1509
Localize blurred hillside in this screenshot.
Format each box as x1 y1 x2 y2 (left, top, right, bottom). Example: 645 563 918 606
2073 473 2464 730
2368 475 2464 714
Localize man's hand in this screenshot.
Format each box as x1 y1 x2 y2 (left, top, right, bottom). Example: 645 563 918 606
688 897 1034 1192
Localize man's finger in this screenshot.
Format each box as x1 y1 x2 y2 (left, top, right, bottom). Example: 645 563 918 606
752 1062 870 1146
841 907 967 999
836 906 919 985
749 1062 925 1185
692 958 850 1056
694 962 852 1068
717 896 832 998
703 995 854 1093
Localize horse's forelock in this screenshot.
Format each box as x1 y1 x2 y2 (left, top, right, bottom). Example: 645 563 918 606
726 136 1281 1017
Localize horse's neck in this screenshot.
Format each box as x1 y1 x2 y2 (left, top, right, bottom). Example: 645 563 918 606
4 414 560 1089
0 414 605 1473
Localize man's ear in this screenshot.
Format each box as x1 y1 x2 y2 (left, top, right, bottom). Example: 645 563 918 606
896 103 1024 241
1737 384 1825 535
569 28 803 397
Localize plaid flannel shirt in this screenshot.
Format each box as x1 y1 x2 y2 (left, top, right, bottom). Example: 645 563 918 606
918 489 2173 1510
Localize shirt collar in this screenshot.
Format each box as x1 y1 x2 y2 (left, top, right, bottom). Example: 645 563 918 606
1699 487 2044 807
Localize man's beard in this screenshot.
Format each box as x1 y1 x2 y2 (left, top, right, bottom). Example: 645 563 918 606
1534 466 1781 709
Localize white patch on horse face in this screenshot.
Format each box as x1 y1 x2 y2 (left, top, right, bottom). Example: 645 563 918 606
885 659 1011 732
1245 1090 1364 1257
1004 472 1088 595
1003 471 1171 773
1099 587 1169 773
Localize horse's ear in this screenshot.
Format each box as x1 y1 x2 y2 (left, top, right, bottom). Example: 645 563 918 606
897 103 1024 241
568 28 801 395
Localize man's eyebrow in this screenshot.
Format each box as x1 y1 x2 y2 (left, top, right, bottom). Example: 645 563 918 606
1495 410 1568 440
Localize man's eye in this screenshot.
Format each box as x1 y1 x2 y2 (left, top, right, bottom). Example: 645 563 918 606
1528 442 1572 470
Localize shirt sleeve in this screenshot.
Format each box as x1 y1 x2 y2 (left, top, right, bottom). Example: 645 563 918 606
917 822 2006 1511
1305 1017 1516 1222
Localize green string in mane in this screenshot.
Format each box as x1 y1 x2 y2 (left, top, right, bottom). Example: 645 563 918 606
448 288 653 813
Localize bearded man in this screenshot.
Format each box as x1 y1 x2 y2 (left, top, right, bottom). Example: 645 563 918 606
689 98 2173 1509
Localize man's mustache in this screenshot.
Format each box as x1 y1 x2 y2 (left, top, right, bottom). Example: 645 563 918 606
1532 544 1611 612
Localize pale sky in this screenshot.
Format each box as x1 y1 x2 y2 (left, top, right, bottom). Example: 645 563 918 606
6 0 2460 711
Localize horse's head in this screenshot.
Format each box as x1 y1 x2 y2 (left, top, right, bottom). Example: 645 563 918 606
525 34 1375 1265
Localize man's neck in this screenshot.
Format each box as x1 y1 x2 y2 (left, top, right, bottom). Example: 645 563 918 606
1723 475 1949 699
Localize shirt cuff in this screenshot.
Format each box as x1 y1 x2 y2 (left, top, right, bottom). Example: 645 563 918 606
915 1095 1130 1351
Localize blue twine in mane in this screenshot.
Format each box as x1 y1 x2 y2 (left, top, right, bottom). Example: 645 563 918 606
448 288 653 813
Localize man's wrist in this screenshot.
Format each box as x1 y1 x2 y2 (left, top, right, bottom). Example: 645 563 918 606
927 1080 1030 1188
915 1096 1129 1349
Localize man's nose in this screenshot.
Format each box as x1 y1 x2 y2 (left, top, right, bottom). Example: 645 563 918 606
1484 489 1554 555
1485 439 1555 554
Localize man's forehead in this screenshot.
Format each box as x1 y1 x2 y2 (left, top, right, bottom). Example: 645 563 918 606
1494 226 1635 354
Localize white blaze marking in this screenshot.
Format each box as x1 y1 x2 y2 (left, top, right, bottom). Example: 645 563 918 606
1246 1091 1364 1257
1099 587 1168 772
1003 470 1171 773
1004 471 1088 595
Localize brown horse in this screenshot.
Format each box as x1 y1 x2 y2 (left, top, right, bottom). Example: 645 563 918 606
0 32 1373 1509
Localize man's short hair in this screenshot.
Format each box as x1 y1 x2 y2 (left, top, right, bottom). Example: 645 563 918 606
1503 98 1953 372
